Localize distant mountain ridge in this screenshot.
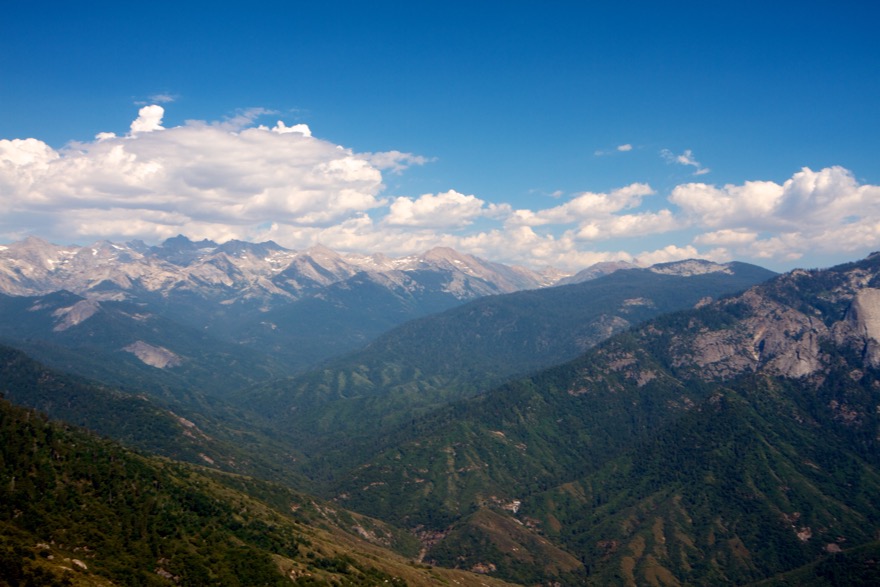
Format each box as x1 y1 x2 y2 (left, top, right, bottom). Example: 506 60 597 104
250 259 777 464
312 252 880 585
0 235 767 393
0 236 571 392
0 235 560 303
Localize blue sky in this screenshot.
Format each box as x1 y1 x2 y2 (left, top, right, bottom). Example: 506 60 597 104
2 1 879 272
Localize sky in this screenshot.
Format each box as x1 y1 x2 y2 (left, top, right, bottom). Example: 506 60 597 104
1 1 879 273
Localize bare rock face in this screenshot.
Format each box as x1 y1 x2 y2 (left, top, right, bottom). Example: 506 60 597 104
649 259 734 277
51 299 101 332
849 289 880 339
834 288 880 367
670 289 828 380
0 236 558 306
123 341 183 368
657 256 880 385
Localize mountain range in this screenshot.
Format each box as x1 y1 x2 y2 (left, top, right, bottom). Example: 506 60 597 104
250 259 776 462
0 236 564 393
310 253 880 584
5 234 880 585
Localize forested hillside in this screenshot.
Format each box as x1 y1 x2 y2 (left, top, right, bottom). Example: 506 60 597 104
251 260 775 462
309 254 880 584
0 397 517 586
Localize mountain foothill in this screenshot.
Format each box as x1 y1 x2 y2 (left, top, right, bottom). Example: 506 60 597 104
2 234 880 585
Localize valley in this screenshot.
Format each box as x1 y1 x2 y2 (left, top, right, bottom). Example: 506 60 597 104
2 236 880 585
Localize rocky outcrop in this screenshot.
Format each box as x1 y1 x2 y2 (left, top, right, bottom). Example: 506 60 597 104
649 259 734 277
50 299 101 332
660 260 880 382
123 341 183 368
670 289 828 380
834 288 880 367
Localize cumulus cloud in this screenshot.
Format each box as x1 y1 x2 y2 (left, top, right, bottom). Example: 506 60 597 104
510 183 658 231
617 143 633 152
0 106 399 243
674 166 880 263
672 166 878 231
670 180 782 228
3 105 880 272
271 121 312 136
129 105 165 134
573 210 679 241
694 229 758 246
385 190 501 228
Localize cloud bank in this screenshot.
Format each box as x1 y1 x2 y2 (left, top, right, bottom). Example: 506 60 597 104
1 106 878 271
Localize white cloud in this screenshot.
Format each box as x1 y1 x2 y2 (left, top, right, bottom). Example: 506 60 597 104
662 148 710 176
363 150 433 175
511 183 655 227
129 105 165 134
694 229 758 246
385 190 498 228
574 210 679 241
271 121 312 137
594 143 634 156
4 105 880 273
149 93 175 103
672 167 879 232
0 106 400 243
0 138 58 167
674 166 880 264
670 180 782 228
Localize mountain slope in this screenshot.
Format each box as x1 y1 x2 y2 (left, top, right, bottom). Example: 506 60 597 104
317 254 880 584
0 236 561 387
251 260 775 455
528 372 880 585
0 343 313 490
0 397 520 586
0 290 291 402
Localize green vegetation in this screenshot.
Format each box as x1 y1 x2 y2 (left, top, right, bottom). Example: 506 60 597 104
9 252 880 585
250 263 775 467
298 256 880 585
0 396 521 586
753 541 880 586
0 343 310 491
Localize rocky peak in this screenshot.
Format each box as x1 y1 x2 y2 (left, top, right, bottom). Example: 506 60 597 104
160 234 217 250
302 244 344 263
152 235 218 266
215 239 288 259
420 246 469 262
652 256 880 383
559 261 637 285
